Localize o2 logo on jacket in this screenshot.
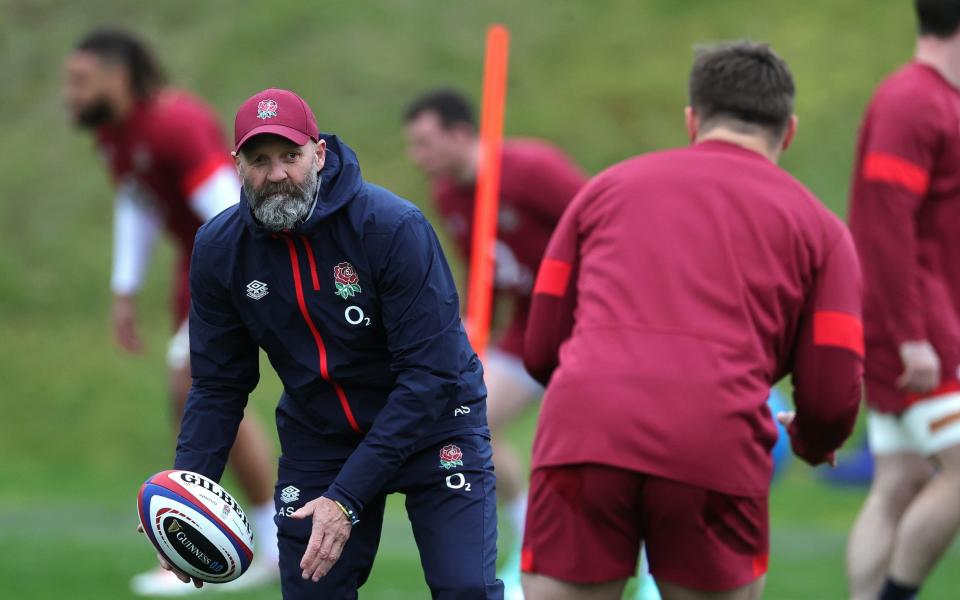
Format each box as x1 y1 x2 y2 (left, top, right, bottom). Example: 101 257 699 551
344 305 371 327
332 261 372 327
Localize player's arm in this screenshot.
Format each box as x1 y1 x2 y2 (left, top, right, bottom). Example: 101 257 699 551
186 164 240 222
111 182 161 353
787 229 864 466
849 98 939 391
156 106 238 223
523 190 582 385
174 239 260 480
322 210 467 515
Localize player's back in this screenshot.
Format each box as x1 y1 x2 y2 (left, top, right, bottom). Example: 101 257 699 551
538 140 847 495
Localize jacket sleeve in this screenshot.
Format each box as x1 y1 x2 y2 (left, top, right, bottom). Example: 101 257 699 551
788 229 864 465
323 210 465 513
848 97 937 345
174 240 260 480
523 192 582 385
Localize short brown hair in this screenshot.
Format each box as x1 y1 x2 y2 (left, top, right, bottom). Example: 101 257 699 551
688 41 795 140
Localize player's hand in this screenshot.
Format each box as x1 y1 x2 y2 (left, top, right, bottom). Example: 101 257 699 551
291 496 353 582
113 294 144 354
776 411 837 468
136 523 204 588
775 411 794 428
897 340 941 394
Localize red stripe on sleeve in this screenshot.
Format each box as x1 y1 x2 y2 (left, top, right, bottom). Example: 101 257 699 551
862 152 929 196
752 553 769 577
520 548 534 573
183 155 231 196
533 259 572 297
813 311 864 356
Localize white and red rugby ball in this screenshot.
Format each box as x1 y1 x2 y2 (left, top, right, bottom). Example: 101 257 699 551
137 470 254 583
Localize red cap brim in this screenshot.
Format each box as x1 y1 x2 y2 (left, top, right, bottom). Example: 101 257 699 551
235 124 312 152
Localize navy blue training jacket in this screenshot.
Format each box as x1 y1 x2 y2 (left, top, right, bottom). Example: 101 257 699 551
174 135 489 515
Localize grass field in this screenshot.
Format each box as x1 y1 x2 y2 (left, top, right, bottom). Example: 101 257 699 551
3 0 959 597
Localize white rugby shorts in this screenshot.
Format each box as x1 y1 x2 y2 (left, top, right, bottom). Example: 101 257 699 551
868 392 960 456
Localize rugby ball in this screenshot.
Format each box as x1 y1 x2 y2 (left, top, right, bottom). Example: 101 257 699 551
137 470 254 583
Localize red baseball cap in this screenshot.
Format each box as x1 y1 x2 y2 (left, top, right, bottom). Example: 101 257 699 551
233 88 320 152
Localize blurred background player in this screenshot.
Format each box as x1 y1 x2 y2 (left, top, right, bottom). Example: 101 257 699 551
403 89 586 590
62 29 279 595
521 42 863 600
846 1 960 599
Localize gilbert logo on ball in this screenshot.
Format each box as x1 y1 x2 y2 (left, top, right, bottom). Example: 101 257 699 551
256 99 278 120
137 470 254 583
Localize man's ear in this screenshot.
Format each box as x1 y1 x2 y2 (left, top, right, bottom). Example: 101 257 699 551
105 59 132 104
314 139 326 172
452 122 476 142
684 106 698 143
781 115 799 152
232 150 242 176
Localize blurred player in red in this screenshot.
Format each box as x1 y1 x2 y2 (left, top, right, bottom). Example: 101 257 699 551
404 89 586 585
846 2 960 599
63 29 279 595
521 42 863 600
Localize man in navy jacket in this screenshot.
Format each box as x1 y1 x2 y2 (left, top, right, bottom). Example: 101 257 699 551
167 88 502 599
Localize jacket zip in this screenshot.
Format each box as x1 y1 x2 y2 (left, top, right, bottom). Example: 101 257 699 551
282 234 362 434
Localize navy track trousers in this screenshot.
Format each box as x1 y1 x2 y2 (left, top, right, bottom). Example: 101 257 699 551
273 433 503 599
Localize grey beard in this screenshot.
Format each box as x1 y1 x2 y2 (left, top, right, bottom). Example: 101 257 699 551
245 170 319 232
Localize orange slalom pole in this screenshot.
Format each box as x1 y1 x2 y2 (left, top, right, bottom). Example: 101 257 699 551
466 24 510 358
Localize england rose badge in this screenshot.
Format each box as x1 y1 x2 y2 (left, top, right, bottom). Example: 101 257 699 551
333 262 362 299
439 444 464 470
256 99 278 120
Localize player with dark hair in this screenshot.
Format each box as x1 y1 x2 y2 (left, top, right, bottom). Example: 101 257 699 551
404 89 585 593
846 2 960 599
63 29 279 595
521 41 863 600
405 89 478 131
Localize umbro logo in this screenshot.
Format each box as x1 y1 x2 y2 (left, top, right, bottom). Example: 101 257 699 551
246 280 269 300
280 485 300 504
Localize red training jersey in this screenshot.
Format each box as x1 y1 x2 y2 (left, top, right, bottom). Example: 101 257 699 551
96 89 234 322
432 139 586 357
848 62 960 413
525 140 864 497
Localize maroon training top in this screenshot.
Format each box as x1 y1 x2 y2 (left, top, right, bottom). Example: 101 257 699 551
525 140 864 497
96 89 234 323
433 139 586 357
848 62 960 413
